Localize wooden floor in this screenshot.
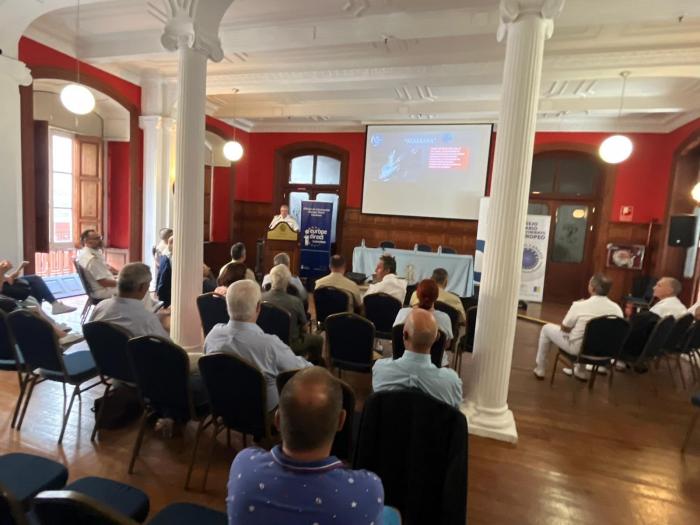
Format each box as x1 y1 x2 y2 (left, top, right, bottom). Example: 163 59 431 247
1 297 700 524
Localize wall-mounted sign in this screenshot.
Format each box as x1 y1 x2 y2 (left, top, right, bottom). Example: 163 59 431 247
619 205 634 222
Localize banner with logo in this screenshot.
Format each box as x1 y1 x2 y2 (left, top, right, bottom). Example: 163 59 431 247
299 200 333 279
475 197 551 303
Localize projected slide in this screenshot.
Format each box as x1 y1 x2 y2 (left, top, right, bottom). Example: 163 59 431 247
362 124 492 220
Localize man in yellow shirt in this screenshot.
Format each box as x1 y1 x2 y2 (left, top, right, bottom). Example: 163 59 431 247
314 255 362 312
409 268 465 322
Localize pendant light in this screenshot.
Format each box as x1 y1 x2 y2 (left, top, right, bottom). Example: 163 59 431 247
60 0 95 115
223 88 244 162
691 182 700 203
599 71 632 164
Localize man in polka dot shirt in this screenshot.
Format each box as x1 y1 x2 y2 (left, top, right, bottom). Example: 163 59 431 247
226 367 385 524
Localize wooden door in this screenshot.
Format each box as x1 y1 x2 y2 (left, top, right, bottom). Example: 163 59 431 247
73 136 103 241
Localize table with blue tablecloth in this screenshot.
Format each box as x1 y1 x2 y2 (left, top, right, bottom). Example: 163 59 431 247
352 246 474 297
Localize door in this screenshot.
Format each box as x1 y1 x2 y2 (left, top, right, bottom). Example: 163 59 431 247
73 136 103 241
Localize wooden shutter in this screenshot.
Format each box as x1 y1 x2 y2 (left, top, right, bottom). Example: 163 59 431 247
73 136 103 244
33 120 50 253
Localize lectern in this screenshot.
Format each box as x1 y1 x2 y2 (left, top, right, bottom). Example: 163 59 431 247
263 222 300 274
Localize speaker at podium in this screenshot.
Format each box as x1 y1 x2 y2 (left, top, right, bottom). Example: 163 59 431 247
263 222 300 274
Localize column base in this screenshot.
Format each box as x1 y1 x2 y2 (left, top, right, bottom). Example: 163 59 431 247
460 401 518 444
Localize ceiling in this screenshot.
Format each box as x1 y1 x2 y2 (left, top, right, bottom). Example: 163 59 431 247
24 0 700 132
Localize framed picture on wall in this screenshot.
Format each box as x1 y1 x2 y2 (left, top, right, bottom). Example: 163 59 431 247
606 243 645 270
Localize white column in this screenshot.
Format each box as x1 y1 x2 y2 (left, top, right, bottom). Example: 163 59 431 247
462 0 565 443
0 56 32 266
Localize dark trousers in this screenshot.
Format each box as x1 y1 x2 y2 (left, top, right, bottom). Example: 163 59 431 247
17 275 57 304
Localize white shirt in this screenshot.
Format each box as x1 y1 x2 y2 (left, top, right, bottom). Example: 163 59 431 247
78 247 116 300
562 295 624 353
90 296 169 339
650 296 688 319
365 274 407 305
269 214 299 232
688 300 700 317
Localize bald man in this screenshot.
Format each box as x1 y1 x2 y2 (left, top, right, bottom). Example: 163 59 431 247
226 367 385 524
650 277 687 319
372 308 463 408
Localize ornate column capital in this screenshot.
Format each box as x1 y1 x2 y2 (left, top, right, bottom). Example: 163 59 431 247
148 0 233 62
0 55 32 87
497 0 565 41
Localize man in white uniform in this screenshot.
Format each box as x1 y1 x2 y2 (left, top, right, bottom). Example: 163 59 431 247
533 274 623 381
77 229 118 300
649 277 687 319
269 204 299 232
364 254 407 305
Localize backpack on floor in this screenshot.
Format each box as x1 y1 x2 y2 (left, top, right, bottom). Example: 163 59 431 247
92 384 143 429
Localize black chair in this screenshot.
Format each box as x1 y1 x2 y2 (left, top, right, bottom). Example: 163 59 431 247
73 259 104 324
148 502 227 525
660 314 694 387
0 453 68 509
439 246 456 254
628 315 675 371
615 311 660 364
453 305 477 371
257 302 292 345
391 324 447 369
363 293 402 339
196 353 274 490
8 309 100 443
126 336 210 489
403 284 417 307
681 392 700 453
435 301 460 352
550 315 629 390
60 477 149 523
379 241 395 249
623 275 657 311
313 286 350 330
33 490 139 525
326 313 375 377
353 390 468 525
0 309 26 429
668 321 700 389
414 243 431 252
196 292 229 337
0 482 28 525
82 321 137 441
276 369 357 461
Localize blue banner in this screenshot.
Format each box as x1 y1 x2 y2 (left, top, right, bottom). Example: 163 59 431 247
299 200 333 278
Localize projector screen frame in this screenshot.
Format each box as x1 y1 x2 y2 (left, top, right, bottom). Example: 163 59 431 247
360 122 494 221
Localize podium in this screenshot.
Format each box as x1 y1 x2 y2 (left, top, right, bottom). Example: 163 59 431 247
263 222 300 274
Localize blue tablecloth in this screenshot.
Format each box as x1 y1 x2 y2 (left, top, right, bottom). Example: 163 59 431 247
352 246 474 297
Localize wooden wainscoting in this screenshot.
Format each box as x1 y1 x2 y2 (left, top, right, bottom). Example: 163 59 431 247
203 242 232 276
104 248 129 271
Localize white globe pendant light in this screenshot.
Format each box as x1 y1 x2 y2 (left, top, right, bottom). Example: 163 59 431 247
599 71 633 164
692 182 700 203
61 83 95 115
599 134 633 164
223 140 244 162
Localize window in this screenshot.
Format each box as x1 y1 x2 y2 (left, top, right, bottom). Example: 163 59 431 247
50 132 74 245
530 152 601 198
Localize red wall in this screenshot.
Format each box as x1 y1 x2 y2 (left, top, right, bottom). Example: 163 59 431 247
211 166 232 242
107 142 131 248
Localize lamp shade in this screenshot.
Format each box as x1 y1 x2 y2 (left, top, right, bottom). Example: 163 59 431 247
598 135 633 164
223 140 244 162
60 83 95 115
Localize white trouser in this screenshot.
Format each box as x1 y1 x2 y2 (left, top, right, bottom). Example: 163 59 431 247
535 323 578 372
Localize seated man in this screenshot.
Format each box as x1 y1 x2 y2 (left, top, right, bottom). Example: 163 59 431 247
77 229 118 300
219 242 256 282
204 280 311 411
227 367 384 524
374 308 462 408
409 268 465 322
262 264 323 364
90 263 169 339
365 254 407 304
268 203 299 232
157 236 216 308
1 259 75 314
650 277 687 318
533 273 623 381
314 255 362 312
262 252 307 300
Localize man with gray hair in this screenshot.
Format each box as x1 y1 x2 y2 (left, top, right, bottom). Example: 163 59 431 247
262 252 307 300
90 262 169 339
534 273 622 381
650 276 687 318
262 264 324 363
204 279 311 410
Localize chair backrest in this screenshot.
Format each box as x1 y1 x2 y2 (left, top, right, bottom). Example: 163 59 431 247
620 311 659 358
434 301 460 342
662 313 694 352
353 390 468 525
313 287 350 324
198 353 268 439
33 490 138 525
196 292 229 336
363 293 402 335
262 283 299 297
391 324 447 368
73 259 96 299
83 321 134 383
403 284 417 307
326 313 375 372
579 316 629 359
630 275 657 302
275 369 357 461
257 302 292 345
679 320 700 354
127 336 194 422
379 241 395 249
463 306 478 352
7 310 63 373
638 316 676 362
0 482 28 525
0 310 19 363
439 246 456 254
414 243 431 252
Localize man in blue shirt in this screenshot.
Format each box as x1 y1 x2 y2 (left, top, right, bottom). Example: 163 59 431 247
373 308 463 408
227 367 385 525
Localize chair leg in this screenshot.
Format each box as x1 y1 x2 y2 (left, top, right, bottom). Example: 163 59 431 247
79 301 90 324
91 382 111 442
681 412 699 454
549 353 560 386
202 422 222 492
10 372 29 429
608 362 615 388
676 355 687 390
15 374 38 431
588 366 598 390
665 355 677 388
128 411 150 474
58 385 80 444
185 417 209 490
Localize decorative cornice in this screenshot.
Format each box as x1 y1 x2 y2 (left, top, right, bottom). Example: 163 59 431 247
497 0 565 42
0 55 32 87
